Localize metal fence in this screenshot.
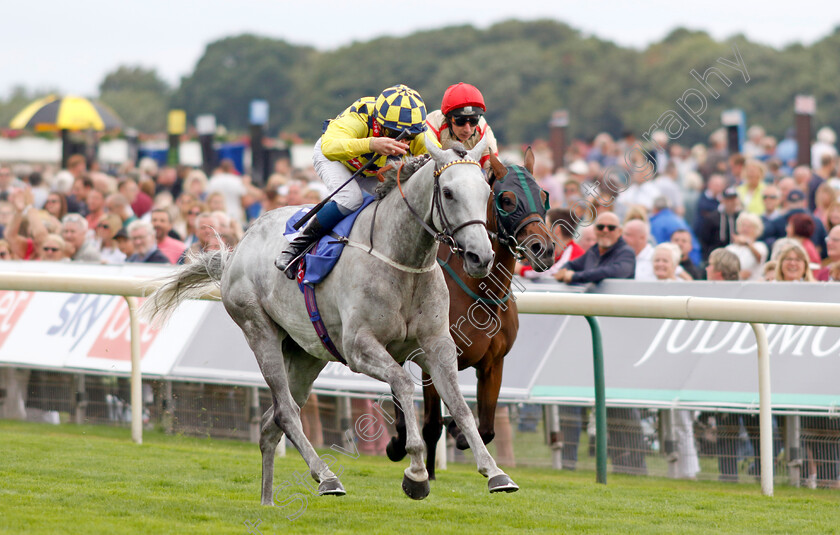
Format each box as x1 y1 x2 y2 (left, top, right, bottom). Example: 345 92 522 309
4 368 838 489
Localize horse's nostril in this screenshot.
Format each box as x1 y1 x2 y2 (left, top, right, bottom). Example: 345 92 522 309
530 243 543 256
465 252 480 265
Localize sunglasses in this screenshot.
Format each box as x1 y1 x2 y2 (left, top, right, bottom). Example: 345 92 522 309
382 128 417 141
189 210 201 216
763 195 779 200
42 247 60 253
452 116 480 127
595 224 618 232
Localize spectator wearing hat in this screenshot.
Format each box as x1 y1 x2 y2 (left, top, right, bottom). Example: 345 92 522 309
765 189 827 258
697 187 741 261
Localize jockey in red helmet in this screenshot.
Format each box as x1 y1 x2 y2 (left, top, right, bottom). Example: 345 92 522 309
425 83 499 170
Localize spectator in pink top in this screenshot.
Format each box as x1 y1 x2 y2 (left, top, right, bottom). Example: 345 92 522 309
150 208 186 263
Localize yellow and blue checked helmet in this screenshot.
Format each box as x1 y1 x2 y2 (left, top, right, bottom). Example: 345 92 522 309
373 84 427 135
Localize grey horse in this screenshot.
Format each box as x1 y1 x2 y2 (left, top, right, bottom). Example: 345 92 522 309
142 135 519 504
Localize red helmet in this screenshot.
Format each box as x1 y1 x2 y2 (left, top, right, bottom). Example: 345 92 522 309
441 83 486 117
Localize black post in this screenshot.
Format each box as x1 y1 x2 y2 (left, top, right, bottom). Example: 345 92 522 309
199 134 215 176
61 129 71 169
249 100 270 187
549 110 569 172
125 128 139 167
250 124 265 187
794 95 815 167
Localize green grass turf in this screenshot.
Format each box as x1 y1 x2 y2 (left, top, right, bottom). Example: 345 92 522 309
1 420 839 535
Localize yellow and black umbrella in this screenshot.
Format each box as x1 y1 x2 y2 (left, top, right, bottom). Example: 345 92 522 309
10 95 122 131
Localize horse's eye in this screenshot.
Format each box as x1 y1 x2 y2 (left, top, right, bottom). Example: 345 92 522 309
443 188 454 200
502 197 514 206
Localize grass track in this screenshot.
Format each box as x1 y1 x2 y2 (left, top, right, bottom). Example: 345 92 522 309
1 420 839 534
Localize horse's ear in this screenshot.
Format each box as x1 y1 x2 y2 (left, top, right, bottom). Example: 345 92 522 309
425 132 445 163
523 146 535 175
487 152 507 187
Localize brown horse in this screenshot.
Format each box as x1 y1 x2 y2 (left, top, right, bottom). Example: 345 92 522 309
386 148 555 478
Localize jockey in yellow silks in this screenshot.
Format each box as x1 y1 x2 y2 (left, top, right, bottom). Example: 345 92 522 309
276 84 437 278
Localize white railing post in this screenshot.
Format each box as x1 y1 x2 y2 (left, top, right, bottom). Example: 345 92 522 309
125 296 143 445
750 322 773 496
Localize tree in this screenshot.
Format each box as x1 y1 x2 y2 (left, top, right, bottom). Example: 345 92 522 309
98 66 171 134
171 35 314 135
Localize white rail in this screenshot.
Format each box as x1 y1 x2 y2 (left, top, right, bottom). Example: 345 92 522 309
4 272 840 496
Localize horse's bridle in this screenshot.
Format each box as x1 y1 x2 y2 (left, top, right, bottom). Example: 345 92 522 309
490 207 545 261
396 158 488 257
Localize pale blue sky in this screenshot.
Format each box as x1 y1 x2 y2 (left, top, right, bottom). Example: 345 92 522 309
2 0 837 98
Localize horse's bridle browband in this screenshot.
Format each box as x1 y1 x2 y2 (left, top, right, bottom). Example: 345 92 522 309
432 159 480 178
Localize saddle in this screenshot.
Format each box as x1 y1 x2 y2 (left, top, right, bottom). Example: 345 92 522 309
283 194 376 289
283 195 376 364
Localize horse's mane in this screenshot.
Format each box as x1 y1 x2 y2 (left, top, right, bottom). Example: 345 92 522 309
374 142 470 200
375 154 430 200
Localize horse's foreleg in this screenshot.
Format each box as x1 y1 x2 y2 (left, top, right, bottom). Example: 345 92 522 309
422 379 444 480
347 330 430 500
420 336 518 493
385 388 408 462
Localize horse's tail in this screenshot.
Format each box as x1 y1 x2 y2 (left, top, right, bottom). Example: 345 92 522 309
140 246 229 327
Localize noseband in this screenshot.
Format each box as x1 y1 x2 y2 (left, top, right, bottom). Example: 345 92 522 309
490 209 544 261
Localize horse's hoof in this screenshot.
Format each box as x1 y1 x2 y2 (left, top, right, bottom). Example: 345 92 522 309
402 474 431 500
386 437 407 462
488 474 519 493
318 478 346 496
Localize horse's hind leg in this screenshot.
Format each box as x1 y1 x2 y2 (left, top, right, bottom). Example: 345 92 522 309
385 388 408 462
420 335 518 493
231 305 339 505
258 340 329 505
422 379 444 480
347 329 430 500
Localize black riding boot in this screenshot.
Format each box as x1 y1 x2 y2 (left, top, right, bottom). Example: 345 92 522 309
275 215 330 279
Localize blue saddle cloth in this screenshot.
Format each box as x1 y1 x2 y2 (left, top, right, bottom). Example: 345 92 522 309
284 194 376 288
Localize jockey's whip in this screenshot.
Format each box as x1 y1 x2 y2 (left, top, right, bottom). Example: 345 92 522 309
293 129 410 230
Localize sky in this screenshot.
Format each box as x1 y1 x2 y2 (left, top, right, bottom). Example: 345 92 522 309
3 0 838 99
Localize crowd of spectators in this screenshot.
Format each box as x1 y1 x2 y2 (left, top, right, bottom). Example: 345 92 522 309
2 123 838 487
0 152 326 266
516 125 840 287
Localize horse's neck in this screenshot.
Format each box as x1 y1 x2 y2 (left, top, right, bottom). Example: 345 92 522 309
375 163 438 268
